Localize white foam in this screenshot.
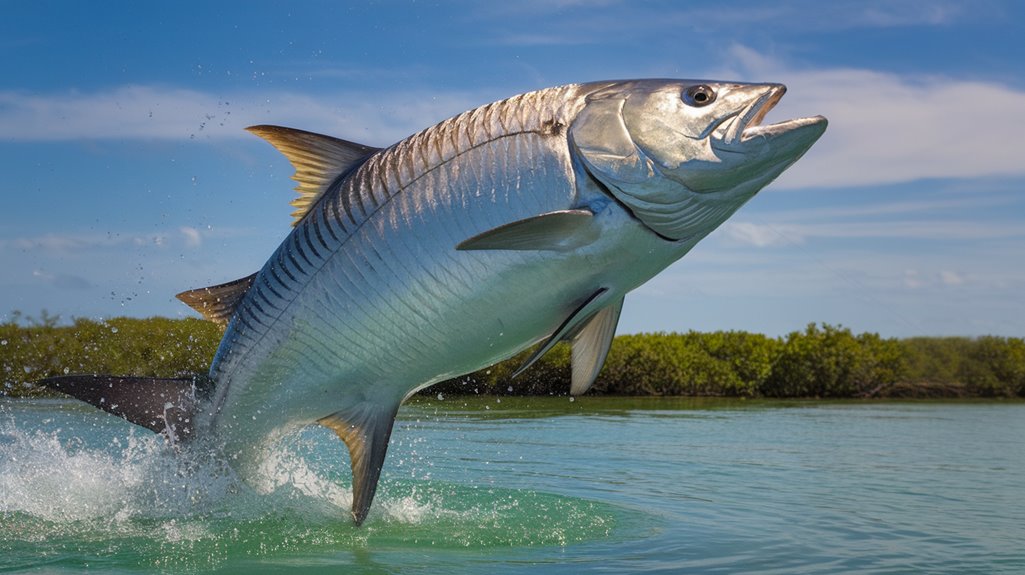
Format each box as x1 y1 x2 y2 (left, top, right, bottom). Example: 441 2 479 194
1 427 153 522
0 416 446 529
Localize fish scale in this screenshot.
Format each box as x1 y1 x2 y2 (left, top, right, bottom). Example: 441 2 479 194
219 123 573 398
37 79 826 525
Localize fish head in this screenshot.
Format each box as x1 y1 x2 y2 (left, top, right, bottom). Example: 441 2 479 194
570 79 827 240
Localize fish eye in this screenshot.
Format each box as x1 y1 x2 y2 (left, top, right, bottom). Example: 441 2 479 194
683 85 716 107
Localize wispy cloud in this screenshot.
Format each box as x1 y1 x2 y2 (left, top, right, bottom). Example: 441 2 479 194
722 219 1025 247
777 73 1025 188
31 269 92 291
472 0 970 45
938 269 967 286
720 222 798 247
3 50 1025 190
0 86 487 145
718 45 1025 188
742 194 1019 222
2 232 130 252
1 228 220 253
179 226 202 249
844 1 965 27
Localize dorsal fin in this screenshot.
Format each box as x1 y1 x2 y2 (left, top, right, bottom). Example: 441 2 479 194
175 273 257 328
246 125 380 226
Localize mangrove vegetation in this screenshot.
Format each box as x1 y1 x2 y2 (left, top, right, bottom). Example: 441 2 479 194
2 313 1022 399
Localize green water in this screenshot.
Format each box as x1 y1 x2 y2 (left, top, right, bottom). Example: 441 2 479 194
2 396 1023 574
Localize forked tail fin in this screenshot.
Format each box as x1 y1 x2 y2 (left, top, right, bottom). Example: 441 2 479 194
35 374 213 442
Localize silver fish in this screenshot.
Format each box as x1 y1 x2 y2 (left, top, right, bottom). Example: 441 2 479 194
40 79 826 524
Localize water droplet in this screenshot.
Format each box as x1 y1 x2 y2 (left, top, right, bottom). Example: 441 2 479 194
437 393 444 400
0 339 6 346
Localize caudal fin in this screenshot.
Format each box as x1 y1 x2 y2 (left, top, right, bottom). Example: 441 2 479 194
35 374 212 442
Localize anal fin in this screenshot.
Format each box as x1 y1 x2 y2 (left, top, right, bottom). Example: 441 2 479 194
318 401 400 526
35 374 212 441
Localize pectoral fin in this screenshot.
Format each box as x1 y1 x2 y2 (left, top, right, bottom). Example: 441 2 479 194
318 401 400 526
570 297 623 395
512 288 613 378
456 209 596 252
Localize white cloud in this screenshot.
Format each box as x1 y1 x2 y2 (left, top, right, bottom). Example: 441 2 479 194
745 194 1018 222
478 1 970 44
738 60 1025 188
851 1 963 27
719 219 1024 247
904 269 923 289
179 226 202 249
939 270 966 286
4 57 1025 190
0 85 486 144
903 269 972 290
0 228 213 253
722 222 801 247
4 233 123 252
0 86 227 141
31 269 92 291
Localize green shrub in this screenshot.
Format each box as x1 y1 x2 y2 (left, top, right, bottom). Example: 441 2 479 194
760 324 905 398
1 315 220 397
2 312 1022 399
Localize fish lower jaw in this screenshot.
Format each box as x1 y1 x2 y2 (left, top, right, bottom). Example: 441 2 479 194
740 116 828 142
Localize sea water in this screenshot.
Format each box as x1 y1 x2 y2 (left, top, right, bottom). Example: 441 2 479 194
1 396 1023 574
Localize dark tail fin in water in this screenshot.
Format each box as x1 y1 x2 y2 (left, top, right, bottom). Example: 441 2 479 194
36 374 213 442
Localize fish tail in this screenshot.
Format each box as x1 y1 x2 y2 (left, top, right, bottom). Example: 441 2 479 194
34 374 213 442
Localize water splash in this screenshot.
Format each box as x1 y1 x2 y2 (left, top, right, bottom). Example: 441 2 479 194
0 400 622 571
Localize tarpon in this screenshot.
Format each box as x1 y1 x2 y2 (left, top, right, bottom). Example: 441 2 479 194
40 79 826 524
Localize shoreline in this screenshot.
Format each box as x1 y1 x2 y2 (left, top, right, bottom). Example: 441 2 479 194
3 316 1023 400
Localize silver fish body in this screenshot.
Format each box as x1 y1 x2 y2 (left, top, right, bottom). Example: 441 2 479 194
209 84 661 439
40 79 826 524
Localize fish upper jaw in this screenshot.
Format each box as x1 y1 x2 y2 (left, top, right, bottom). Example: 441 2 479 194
711 83 785 150
711 83 827 155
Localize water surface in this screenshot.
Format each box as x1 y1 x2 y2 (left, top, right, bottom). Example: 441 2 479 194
2 396 1023 573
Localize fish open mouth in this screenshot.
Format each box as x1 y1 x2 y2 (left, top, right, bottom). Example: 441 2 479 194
712 85 826 151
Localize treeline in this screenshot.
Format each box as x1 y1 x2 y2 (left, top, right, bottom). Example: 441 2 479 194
2 314 1023 399
1 313 221 398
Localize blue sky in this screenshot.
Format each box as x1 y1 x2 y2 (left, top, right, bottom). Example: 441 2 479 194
2 0 1023 338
